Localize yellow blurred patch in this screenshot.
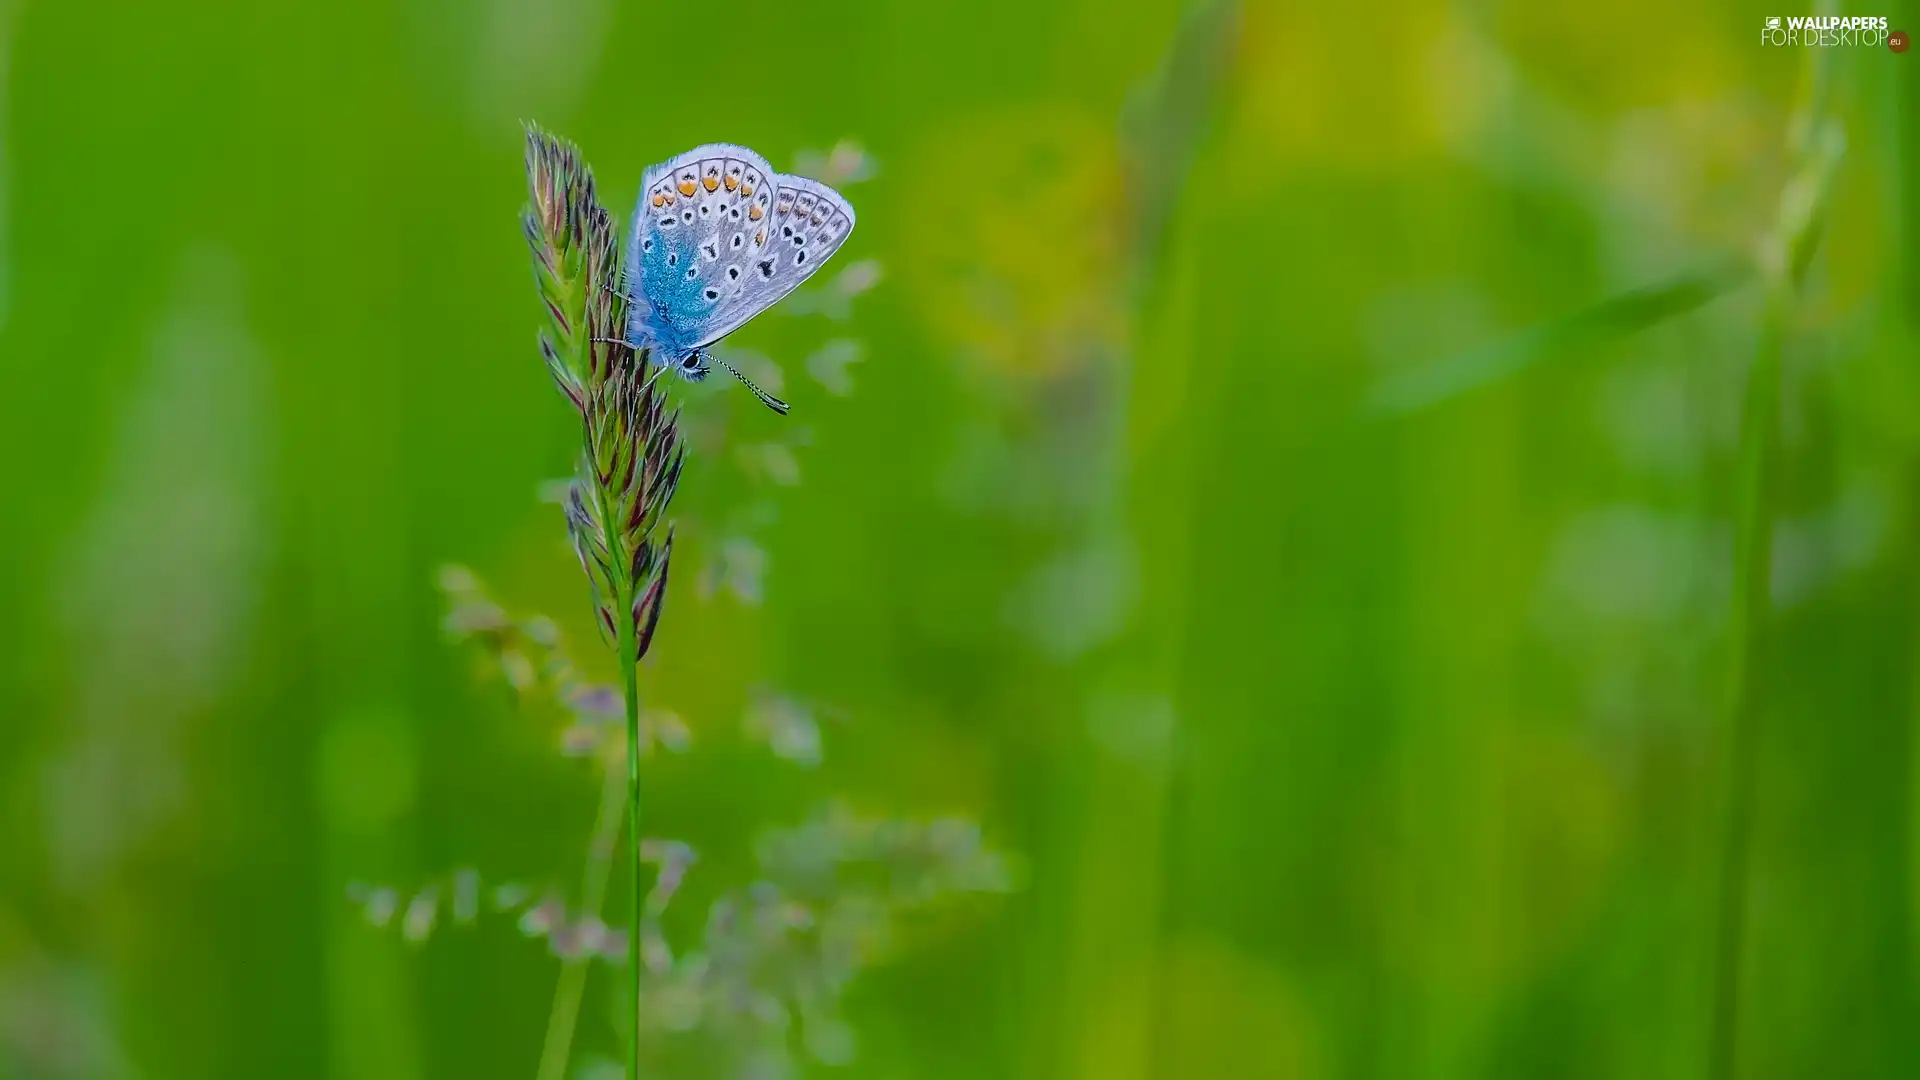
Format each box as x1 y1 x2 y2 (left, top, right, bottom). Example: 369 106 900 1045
1229 2 1740 181
1229 3 1454 176
899 106 1127 379
1489 0 1737 110
1078 937 1322 1080
1369 722 1624 990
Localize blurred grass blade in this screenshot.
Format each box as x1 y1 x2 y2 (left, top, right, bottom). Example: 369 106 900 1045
1708 114 1844 1080
1367 256 1753 415
1118 0 1240 277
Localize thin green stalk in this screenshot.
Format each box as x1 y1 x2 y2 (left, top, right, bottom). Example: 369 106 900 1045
591 460 645 1080
1706 94 1843 1080
1707 295 1785 1080
535 748 628 1080
618 586 642 1080
597 455 644 1080
526 123 683 1080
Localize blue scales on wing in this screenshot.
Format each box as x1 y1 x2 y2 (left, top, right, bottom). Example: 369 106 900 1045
625 143 856 362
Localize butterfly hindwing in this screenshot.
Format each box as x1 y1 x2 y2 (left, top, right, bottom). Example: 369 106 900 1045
626 144 855 358
696 174 855 349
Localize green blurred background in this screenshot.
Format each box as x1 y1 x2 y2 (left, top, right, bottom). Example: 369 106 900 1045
3 0 1918 1077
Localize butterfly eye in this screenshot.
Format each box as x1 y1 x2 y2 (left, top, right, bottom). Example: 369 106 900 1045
681 354 702 371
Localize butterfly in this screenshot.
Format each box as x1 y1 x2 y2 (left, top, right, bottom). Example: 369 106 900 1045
620 143 857 414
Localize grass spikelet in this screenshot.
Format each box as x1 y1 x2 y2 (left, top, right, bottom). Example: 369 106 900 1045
524 122 683 1080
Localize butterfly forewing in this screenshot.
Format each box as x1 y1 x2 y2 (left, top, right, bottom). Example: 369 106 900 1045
629 143 781 356
626 143 855 358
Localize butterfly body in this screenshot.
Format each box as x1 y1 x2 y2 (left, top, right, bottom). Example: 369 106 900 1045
623 143 856 412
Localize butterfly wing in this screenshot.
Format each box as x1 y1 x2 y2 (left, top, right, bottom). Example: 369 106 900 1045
627 143 782 357
695 174 856 349
626 144 855 357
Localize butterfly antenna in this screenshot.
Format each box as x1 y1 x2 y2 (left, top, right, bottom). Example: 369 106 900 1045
708 353 792 415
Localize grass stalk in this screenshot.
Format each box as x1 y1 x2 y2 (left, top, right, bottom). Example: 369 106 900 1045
1706 72 1843 1080
525 123 685 1080
535 749 628 1080
1707 288 1785 1080
617 583 642 1080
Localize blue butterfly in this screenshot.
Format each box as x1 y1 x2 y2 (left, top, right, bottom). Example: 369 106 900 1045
622 143 857 414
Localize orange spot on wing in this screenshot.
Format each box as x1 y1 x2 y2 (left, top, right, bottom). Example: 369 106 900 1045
703 174 719 192
678 180 697 196
651 193 666 207
724 175 739 191
755 229 766 244
748 204 764 221
741 183 754 196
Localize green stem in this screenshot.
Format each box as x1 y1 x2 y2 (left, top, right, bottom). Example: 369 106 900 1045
1706 102 1841 1080
1707 293 1785 1080
589 401 644 1080
534 747 627 1080
618 582 641 1080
